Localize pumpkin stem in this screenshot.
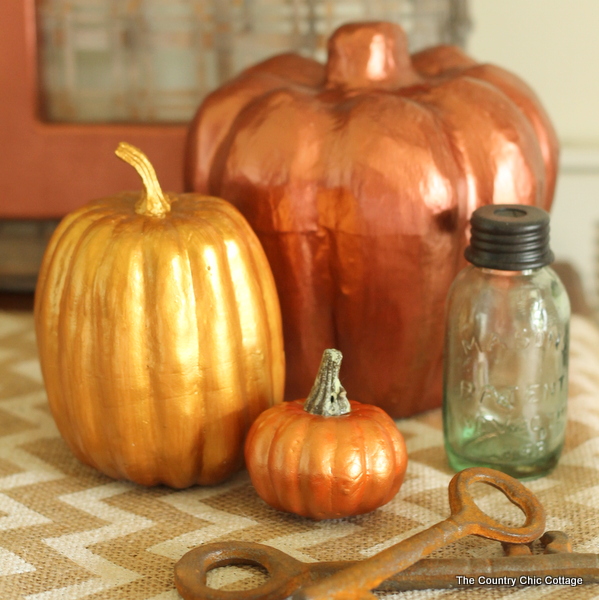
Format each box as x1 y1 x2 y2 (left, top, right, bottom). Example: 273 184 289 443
325 22 420 90
115 142 171 217
304 349 351 416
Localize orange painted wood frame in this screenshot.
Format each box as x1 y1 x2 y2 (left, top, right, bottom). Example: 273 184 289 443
0 0 188 219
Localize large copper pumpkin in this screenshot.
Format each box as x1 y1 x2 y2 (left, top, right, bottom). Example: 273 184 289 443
35 143 285 488
185 22 559 418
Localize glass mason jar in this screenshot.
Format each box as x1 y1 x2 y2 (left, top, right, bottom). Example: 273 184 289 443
443 205 570 480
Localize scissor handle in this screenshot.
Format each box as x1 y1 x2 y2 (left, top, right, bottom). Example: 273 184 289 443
174 541 308 600
448 467 545 544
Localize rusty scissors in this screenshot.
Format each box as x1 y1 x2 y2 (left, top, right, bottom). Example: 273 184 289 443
175 467 546 600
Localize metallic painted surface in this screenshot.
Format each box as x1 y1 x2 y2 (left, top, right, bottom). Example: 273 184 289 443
245 347 406 520
185 22 559 418
34 146 285 488
244 398 407 520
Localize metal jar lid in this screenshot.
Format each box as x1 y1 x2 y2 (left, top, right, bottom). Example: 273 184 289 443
464 204 555 270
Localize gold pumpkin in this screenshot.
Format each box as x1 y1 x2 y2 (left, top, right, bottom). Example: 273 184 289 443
34 143 285 488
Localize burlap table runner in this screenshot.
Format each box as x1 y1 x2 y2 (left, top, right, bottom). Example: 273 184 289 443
2 310 599 600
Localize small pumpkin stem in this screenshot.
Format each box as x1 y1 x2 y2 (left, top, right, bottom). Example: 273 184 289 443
115 142 171 217
304 349 351 416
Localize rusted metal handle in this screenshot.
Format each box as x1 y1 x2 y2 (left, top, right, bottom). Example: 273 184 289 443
174 541 308 600
448 467 546 543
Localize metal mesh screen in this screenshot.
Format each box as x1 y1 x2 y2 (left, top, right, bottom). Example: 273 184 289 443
36 0 470 123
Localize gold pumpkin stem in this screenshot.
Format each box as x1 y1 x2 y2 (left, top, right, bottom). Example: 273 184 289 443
115 142 171 217
304 349 351 416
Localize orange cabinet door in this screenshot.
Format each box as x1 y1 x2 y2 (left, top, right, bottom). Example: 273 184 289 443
0 0 187 219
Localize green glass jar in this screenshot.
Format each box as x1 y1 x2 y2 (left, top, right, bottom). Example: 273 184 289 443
443 205 570 480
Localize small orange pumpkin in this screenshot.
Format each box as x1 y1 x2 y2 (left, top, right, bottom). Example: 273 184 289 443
244 349 407 520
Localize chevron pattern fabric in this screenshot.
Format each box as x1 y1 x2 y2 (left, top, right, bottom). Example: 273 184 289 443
2 310 599 599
